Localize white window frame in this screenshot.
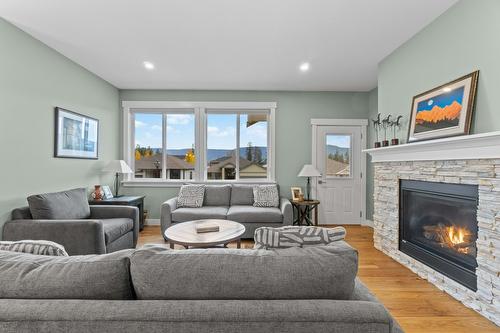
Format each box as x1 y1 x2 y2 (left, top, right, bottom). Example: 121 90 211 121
122 101 276 187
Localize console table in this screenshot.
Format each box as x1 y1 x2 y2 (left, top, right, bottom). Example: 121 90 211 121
89 195 146 231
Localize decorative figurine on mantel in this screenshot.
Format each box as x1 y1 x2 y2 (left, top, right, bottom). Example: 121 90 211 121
390 115 403 145
372 113 381 148
381 115 392 147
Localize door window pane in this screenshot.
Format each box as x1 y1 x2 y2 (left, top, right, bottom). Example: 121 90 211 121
207 114 237 180
326 134 351 177
166 114 195 180
134 113 163 178
239 114 268 179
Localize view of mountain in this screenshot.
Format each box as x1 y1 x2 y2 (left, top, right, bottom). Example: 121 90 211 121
163 147 268 161
327 145 349 157
416 101 462 124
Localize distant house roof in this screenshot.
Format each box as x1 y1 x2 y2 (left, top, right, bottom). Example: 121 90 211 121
207 155 258 173
135 154 194 170
327 158 350 176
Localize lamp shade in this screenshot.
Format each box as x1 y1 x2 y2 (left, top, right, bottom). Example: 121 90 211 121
297 164 321 177
102 160 133 174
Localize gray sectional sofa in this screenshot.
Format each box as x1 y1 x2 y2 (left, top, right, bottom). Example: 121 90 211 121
0 241 403 333
161 184 293 239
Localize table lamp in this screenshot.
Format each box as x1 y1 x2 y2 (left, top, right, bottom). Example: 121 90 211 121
102 160 133 197
298 164 321 200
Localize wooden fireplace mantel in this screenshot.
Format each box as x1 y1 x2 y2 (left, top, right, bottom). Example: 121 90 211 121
363 131 500 163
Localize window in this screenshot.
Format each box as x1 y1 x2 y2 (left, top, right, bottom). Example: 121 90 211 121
134 113 163 179
206 112 269 181
325 134 351 178
123 102 275 185
207 114 237 180
239 114 268 179
133 111 196 181
166 114 196 180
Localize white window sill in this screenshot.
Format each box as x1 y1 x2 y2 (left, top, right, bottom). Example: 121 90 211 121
122 179 276 188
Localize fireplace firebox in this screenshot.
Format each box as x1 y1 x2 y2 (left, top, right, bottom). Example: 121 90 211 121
399 180 478 291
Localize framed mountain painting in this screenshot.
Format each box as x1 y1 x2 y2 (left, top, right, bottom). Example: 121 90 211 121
407 71 479 142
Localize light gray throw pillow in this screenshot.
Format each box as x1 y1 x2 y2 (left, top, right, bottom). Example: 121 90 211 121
0 240 68 256
253 226 347 249
253 185 279 207
27 188 90 220
177 184 205 208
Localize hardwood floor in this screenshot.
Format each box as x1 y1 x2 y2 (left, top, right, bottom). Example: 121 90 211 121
137 225 499 333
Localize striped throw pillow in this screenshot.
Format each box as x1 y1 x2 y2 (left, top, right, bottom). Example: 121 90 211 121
177 184 205 208
253 226 346 249
0 240 68 256
253 185 279 207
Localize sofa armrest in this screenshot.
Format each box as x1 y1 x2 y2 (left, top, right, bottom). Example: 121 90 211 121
2 219 106 255
161 197 178 238
280 197 293 225
90 205 139 246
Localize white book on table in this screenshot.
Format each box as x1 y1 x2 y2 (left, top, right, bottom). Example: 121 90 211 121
195 222 220 233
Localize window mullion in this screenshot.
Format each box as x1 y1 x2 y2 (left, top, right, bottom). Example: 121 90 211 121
129 112 135 181
235 114 240 181
198 107 206 182
162 113 167 180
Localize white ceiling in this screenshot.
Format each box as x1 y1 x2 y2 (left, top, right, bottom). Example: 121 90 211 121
0 0 457 91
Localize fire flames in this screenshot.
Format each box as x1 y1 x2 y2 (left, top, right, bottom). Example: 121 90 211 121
446 226 470 254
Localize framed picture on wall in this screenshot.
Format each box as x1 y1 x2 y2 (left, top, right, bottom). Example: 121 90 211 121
407 71 479 143
54 107 99 159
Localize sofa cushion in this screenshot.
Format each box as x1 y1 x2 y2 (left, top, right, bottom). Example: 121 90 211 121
177 184 205 208
227 205 282 223
230 185 254 206
203 185 231 206
11 207 32 220
101 218 134 244
253 226 347 249
172 206 228 222
130 242 357 300
27 188 90 220
253 185 280 207
0 240 68 256
0 249 134 300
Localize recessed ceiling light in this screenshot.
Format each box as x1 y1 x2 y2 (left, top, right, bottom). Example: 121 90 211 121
143 61 155 70
299 62 310 72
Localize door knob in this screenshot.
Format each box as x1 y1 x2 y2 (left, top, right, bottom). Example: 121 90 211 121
318 180 323 184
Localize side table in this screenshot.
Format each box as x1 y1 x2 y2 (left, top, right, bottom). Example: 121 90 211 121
89 196 146 231
290 200 320 226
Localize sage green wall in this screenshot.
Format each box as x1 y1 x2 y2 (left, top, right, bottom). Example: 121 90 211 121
0 18 120 237
120 90 369 219
366 0 500 220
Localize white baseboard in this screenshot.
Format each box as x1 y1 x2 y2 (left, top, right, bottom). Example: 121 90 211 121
145 218 160 226
362 219 374 227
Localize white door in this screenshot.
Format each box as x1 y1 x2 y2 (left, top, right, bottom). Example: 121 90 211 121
315 125 363 225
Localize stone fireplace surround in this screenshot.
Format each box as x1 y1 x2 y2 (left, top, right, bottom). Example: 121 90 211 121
365 132 500 325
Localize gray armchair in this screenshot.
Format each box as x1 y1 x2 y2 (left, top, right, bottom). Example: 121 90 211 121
3 205 139 255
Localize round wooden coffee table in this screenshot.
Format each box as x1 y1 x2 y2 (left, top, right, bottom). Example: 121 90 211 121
165 219 246 249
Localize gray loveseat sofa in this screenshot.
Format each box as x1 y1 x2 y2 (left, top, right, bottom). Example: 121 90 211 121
3 188 139 255
0 241 403 333
161 184 293 239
